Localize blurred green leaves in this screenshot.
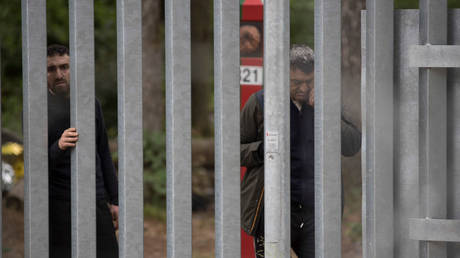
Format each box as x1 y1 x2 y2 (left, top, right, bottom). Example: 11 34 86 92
143 131 167 210
0 0 117 134
291 0 314 47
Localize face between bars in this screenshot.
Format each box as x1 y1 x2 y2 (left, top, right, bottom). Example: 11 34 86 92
289 44 314 106
47 44 70 97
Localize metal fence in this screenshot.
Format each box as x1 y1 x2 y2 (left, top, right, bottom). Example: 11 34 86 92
13 0 345 257
21 0 143 257
14 0 460 258
362 1 460 258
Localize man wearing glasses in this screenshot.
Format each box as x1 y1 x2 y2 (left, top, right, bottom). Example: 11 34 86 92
240 44 361 258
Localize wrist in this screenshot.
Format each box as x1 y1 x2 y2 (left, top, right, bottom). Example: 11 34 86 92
58 141 65 150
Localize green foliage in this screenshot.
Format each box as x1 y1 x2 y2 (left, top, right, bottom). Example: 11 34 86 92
395 0 460 8
290 0 314 47
143 131 167 215
449 0 460 8
144 204 166 221
0 0 22 135
395 0 419 9
0 0 118 136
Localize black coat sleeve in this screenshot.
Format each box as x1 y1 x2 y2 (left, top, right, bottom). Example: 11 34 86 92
48 140 68 165
241 94 264 168
96 100 119 205
341 114 362 157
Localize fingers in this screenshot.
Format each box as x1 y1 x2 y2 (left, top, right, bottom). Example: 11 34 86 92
308 88 315 107
113 219 118 230
58 128 79 150
110 205 119 230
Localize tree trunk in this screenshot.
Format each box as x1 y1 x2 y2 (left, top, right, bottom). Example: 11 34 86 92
342 0 365 126
191 0 213 136
142 0 165 132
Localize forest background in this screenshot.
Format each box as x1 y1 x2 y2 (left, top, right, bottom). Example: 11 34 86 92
1 0 460 255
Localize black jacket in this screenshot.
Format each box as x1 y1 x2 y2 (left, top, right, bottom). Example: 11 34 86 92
240 90 361 235
48 93 118 205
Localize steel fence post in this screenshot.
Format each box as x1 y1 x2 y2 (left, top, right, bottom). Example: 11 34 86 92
117 0 144 257
214 0 241 257
393 10 420 258
419 0 447 257
21 0 49 257
361 11 367 258
364 0 394 257
0 40 2 258
264 0 290 257
314 0 342 256
447 9 460 257
165 0 192 257
69 0 96 257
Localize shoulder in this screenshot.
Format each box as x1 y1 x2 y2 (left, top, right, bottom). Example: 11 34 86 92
95 98 102 109
241 91 264 126
95 98 103 115
244 90 263 111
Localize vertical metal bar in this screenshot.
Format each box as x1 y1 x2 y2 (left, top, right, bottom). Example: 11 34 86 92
117 0 143 257
69 0 96 257
361 10 368 258
264 0 290 257
21 0 48 257
314 0 342 256
364 0 394 257
394 10 420 258
214 0 240 257
0 41 2 258
165 0 192 257
447 10 460 257
419 0 447 257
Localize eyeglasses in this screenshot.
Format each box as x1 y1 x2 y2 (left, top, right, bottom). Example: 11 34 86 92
290 79 313 87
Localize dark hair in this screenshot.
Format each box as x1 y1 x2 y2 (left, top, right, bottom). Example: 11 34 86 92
47 44 69 57
290 44 314 74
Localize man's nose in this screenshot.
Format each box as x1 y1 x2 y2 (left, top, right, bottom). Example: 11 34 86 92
299 82 309 92
56 68 64 79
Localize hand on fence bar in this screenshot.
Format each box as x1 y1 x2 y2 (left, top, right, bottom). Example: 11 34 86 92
58 128 79 150
47 44 119 257
110 204 119 230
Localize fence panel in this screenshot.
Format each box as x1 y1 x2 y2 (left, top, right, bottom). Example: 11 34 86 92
165 0 192 257
117 0 143 257
69 0 96 257
314 0 342 257
21 0 49 257
213 0 241 257
363 6 460 258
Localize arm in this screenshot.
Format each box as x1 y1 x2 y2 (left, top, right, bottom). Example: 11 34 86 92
341 114 361 157
241 94 264 168
49 140 66 163
49 128 78 163
96 100 119 206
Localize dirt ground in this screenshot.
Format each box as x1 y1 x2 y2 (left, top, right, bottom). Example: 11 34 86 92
2 203 361 258
1 202 215 258
1 155 362 258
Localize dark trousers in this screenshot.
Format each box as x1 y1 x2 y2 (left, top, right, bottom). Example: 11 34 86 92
49 198 119 258
254 203 315 258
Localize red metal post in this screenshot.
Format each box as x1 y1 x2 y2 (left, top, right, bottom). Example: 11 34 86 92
240 1 263 257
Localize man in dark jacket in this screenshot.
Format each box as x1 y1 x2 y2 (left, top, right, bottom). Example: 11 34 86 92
240 44 361 258
47 44 119 258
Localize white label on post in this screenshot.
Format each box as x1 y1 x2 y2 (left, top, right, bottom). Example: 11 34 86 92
266 131 279 153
